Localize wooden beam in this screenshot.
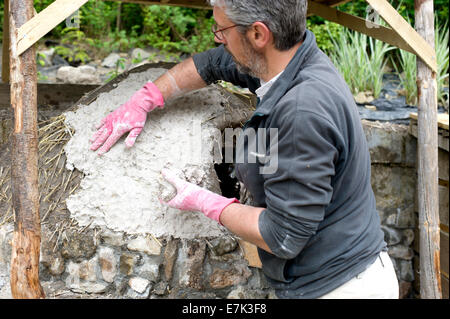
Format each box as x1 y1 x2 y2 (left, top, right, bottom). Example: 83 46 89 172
415 0 442 299
411 113 449 131
2 0 10 83
365 0 437 72
307 1 416 54
106 0 211 9
17 0 89 56
9 0 45 299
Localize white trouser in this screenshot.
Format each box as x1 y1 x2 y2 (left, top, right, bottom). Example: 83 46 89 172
319 251 399 299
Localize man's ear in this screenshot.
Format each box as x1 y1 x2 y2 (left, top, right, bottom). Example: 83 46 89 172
247 22 271 50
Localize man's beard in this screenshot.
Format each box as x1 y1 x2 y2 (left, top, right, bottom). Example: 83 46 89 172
225 36 267 79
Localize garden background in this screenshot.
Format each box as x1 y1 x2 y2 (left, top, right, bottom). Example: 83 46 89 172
0 0 448 109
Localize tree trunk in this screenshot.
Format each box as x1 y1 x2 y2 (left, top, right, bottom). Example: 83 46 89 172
9 0 45 299
415 0 441 299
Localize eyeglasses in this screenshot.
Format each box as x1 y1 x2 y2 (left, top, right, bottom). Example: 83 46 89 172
211 23 245 41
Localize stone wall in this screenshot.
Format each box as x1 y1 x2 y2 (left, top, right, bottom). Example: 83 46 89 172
363 120 417 299
0 111 420 298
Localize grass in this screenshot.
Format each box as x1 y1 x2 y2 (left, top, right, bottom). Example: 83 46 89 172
328 27 394 99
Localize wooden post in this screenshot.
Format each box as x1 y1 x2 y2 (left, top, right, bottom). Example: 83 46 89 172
415 0 442 299
2 0 10 83
9 0 45 299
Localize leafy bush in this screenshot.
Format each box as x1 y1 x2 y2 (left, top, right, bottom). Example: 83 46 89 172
142 5 215 54
54 28 93 65
307 19 342 54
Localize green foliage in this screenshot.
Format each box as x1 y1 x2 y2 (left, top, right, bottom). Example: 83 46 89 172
436 21 449 106
142 5 215 54
307 20 342 53
393 49 417 105
106 57 127 83
328 28 394 98
54 28 93 64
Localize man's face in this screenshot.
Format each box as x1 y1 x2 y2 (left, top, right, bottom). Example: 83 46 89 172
213 6 267 79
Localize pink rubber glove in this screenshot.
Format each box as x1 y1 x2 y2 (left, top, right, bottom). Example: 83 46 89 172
160 169 240 224
90 81 164 156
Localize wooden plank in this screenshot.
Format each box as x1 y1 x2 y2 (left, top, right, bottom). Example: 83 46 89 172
17 0 89 56
415 0 441 299
365 0 437 72
411 112 449 131
2 0 10 83
0 83 100 109
307 1 415 54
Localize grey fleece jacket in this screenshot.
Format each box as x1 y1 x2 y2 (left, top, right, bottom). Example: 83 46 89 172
193 30 387 299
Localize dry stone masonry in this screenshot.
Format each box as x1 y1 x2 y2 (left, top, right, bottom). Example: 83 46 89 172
0 65 420 299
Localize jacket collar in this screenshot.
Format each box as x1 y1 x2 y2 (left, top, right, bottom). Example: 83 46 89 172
254 29 317 116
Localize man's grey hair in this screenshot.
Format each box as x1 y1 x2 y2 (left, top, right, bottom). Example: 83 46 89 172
209 0 307 51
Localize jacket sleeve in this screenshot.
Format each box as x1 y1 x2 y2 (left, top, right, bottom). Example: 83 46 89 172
258 109 339 260
192 45 260 93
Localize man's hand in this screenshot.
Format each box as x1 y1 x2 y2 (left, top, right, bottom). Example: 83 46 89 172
90 81 164 156
160 168 239 224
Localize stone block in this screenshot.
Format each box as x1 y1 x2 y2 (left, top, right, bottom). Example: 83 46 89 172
371 165 416 211
127 236 161 256
208 263 252 289
137 257 160 282
119 252 138 276
394 259 414 282
401 229 415 247
208 236 237 256
56 66 101 85
129 277 150 294
227 285 270 299
381 226 403 246
79 256 98 282
163 237 179 281
398 280 413 299
100 229 125 247
61 230 97 262
388 245 414 260
363 121 416 166
178 240 206 290
98 246 117 283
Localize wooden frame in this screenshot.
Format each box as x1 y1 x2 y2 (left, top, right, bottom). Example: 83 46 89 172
16 0 89 56
1 0 442 299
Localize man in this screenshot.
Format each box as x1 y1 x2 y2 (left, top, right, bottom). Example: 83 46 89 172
90 0 399 299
